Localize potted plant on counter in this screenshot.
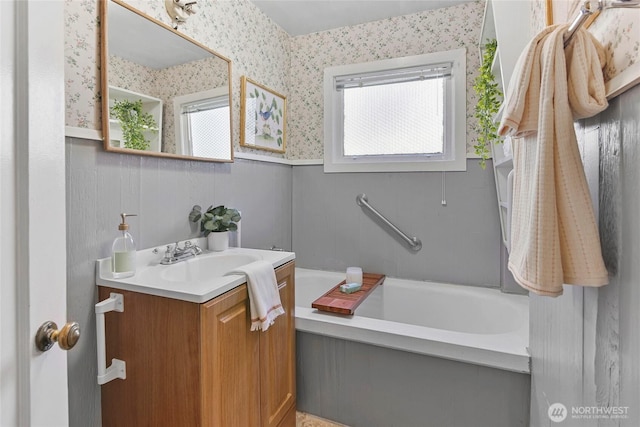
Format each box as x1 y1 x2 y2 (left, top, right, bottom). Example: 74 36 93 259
189 204 241 251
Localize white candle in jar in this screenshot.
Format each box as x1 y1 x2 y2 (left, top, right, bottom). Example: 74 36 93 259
346 267 363 285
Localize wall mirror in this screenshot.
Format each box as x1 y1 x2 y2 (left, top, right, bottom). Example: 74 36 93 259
101 0 233 162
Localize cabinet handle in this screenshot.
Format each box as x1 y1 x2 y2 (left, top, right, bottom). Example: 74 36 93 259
278 281 286 290
95 293 127 385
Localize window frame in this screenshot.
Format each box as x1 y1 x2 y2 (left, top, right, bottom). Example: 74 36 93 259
173 87 230 157
323 49 467 173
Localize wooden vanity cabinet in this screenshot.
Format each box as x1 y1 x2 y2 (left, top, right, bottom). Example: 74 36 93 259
99 261 296 427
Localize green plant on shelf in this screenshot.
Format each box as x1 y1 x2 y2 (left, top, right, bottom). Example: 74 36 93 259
110 99 157 151
473 38 503 169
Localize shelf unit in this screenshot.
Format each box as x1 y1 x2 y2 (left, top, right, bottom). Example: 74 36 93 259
108 85 163 152
494 143 514 251
479 0 531 251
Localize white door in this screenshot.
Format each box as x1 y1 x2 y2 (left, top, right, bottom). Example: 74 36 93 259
1 1 69 426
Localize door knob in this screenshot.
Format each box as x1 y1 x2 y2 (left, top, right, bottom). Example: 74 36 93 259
35 321 80 352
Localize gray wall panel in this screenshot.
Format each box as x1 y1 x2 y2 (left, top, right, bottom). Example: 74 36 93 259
66 138 292 427
69 139 509 427
618 85 640 426
297 332 531 427
529 84 640 426
292 160 502 287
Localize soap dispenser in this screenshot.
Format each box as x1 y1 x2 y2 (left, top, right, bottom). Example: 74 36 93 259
111 213 137 278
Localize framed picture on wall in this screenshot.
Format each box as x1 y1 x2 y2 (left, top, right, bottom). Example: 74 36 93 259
240 76 287 154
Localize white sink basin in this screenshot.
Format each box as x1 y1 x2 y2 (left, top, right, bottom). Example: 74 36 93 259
96 241 295 303
160 253 261 282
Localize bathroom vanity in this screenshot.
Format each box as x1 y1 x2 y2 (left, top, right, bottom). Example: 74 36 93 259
96 245 296 427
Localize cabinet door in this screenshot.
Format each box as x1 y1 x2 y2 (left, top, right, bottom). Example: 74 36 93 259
260 262 296 427
99 288 202 427
201 285 261 427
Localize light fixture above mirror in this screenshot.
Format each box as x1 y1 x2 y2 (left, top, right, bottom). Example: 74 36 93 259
101 0 233 162
165 0 197 28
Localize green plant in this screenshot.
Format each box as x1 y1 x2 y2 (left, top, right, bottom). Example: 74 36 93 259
110 99 157 151
189 205 241 236
473 39 503 169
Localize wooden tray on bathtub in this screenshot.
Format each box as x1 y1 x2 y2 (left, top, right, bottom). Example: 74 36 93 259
311 273 385 315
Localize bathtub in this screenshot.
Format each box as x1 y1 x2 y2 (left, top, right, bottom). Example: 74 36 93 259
294 268 529 373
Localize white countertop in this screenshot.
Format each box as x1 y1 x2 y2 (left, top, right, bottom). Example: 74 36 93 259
96 240 295 303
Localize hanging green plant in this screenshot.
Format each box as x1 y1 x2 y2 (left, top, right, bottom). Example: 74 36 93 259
110 99 157 151
473 39 503 169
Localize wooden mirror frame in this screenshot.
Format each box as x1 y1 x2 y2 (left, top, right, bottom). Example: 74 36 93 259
100 0 234 162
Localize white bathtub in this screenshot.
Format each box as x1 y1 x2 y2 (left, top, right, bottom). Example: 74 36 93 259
295 268 530 373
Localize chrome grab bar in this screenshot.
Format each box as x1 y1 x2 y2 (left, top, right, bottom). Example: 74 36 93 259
356 193 422 252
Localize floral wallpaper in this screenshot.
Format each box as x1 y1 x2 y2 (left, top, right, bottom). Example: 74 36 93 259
65 0 484 159
588 8 639 83
65 0 640 161
530 0 548 36
287 1 485 159
65 0 290 158
529 0 639 88
65 0 101 128
108 55 156 96
65 0 486 160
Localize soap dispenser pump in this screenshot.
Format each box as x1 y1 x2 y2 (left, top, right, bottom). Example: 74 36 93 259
112 213 137 278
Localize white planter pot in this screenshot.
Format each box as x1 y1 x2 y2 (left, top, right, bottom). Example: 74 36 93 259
207 231 229 252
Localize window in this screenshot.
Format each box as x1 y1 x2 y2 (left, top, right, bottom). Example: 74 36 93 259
324 49 466 172
174 88 231 159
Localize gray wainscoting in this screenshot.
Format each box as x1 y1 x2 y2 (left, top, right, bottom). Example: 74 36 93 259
292 161 502 287
67 138 508 426
65 137 292 427
297 332 531 427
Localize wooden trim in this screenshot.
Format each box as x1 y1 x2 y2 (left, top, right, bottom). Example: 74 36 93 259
100 0 234 163
100 0 109 155
545 0 554 26
109 0 231 62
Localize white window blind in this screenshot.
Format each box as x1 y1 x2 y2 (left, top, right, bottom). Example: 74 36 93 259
324 49 467 173
334 62 452 90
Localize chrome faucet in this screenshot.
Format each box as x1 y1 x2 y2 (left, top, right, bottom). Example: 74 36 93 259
160 241 202 265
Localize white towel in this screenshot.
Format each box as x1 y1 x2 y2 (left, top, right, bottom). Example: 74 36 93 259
226 260 284 331
498 24 609 296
